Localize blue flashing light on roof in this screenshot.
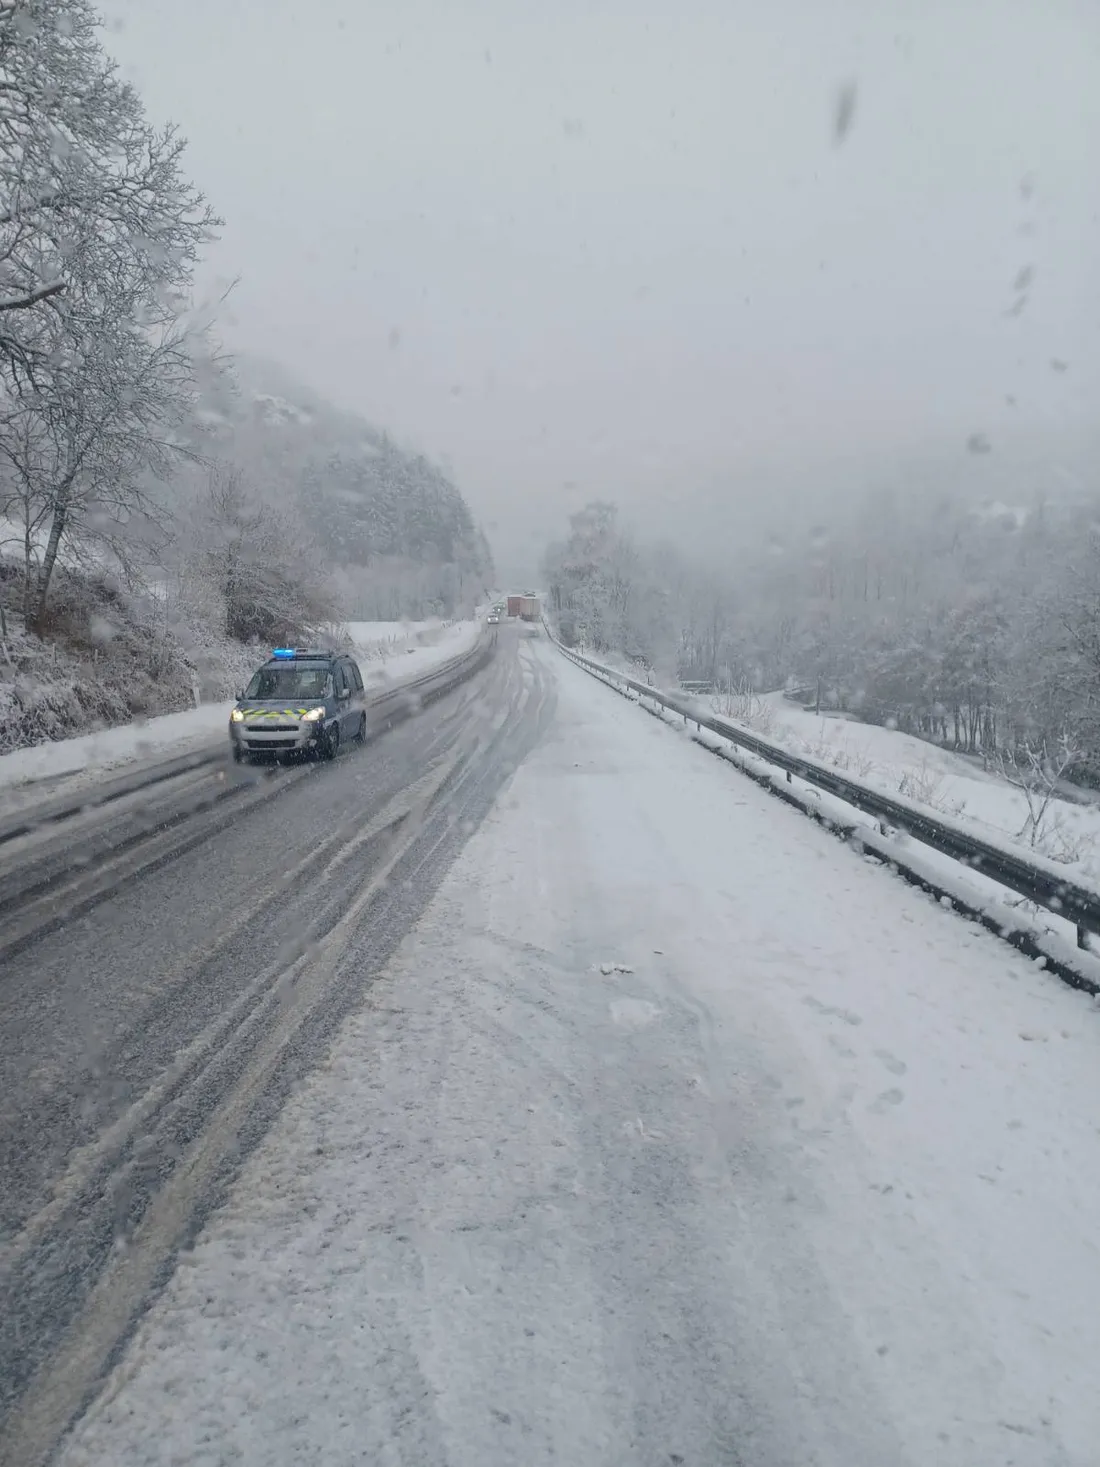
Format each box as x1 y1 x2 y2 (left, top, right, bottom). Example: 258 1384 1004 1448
271 647 296 659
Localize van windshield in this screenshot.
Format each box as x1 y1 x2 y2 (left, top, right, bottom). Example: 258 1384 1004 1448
244 666 331 701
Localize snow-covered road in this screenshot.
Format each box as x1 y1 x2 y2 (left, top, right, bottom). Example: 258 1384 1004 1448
60 635 1100 1467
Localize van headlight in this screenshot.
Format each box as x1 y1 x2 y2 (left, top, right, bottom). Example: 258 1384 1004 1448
301 706 326 721
230 709 245 723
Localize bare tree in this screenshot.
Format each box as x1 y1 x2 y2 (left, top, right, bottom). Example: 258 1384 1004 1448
197 466 341 644
0 314 202 624
0 3 216 366
711 675 776 735
997 732 1080 849
0 0 220 624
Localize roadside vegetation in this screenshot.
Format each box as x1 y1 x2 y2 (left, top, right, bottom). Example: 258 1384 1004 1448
0 2 491 750
543 492 1100 791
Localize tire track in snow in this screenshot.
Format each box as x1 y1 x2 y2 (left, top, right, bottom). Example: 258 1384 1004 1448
0 635 552 1467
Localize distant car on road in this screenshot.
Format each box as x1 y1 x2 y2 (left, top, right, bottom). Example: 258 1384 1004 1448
230 647 367 764
487 613 500 624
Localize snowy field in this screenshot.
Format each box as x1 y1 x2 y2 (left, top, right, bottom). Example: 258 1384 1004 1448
0 702 237 798
59 638 1100 1467
0 620 481 803
751 694 1100 881
617 670 1100 886
347 619 453 658
351 619 477 687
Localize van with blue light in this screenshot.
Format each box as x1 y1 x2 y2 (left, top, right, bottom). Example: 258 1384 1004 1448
229 647 367 764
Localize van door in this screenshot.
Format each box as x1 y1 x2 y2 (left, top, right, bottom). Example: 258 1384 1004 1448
334 662 354 737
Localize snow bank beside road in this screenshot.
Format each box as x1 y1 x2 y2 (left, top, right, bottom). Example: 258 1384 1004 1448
354 618 480 688
0 619 481 803
764 692 1097 837
613 662 1100 885
746 692 1100 879
61 638 1100 1467
347 618 449 653
0 701 235 797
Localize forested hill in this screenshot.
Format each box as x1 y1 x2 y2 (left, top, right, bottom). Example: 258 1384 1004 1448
542 490 1100 778
187 352 493 621
305 441 488 582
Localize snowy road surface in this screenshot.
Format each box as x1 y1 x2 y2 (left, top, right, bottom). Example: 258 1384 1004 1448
15 633 1100 1466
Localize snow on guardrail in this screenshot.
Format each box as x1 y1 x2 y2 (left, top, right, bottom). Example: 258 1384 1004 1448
546 625 1100 995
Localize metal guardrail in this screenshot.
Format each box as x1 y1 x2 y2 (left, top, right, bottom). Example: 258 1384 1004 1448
550 632 1100 948
0 630 493 851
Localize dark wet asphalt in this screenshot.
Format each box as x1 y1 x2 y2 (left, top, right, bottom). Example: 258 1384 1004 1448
0 628 555 1467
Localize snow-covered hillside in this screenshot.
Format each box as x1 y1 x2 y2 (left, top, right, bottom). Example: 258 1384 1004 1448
756 692 1100 882
177 352 494 624
1 342 495 755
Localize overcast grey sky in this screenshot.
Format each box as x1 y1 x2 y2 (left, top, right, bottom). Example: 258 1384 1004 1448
105 0 1100 572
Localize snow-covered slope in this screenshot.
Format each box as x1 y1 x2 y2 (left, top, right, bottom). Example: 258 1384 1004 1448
181 352 494 620
756 692 1100 880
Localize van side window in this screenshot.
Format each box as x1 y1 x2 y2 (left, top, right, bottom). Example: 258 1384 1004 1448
349 662 364 692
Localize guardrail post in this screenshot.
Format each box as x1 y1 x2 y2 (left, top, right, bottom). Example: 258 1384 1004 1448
1078 923 1089 952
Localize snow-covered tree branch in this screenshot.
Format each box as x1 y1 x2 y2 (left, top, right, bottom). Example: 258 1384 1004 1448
0 0 220 625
